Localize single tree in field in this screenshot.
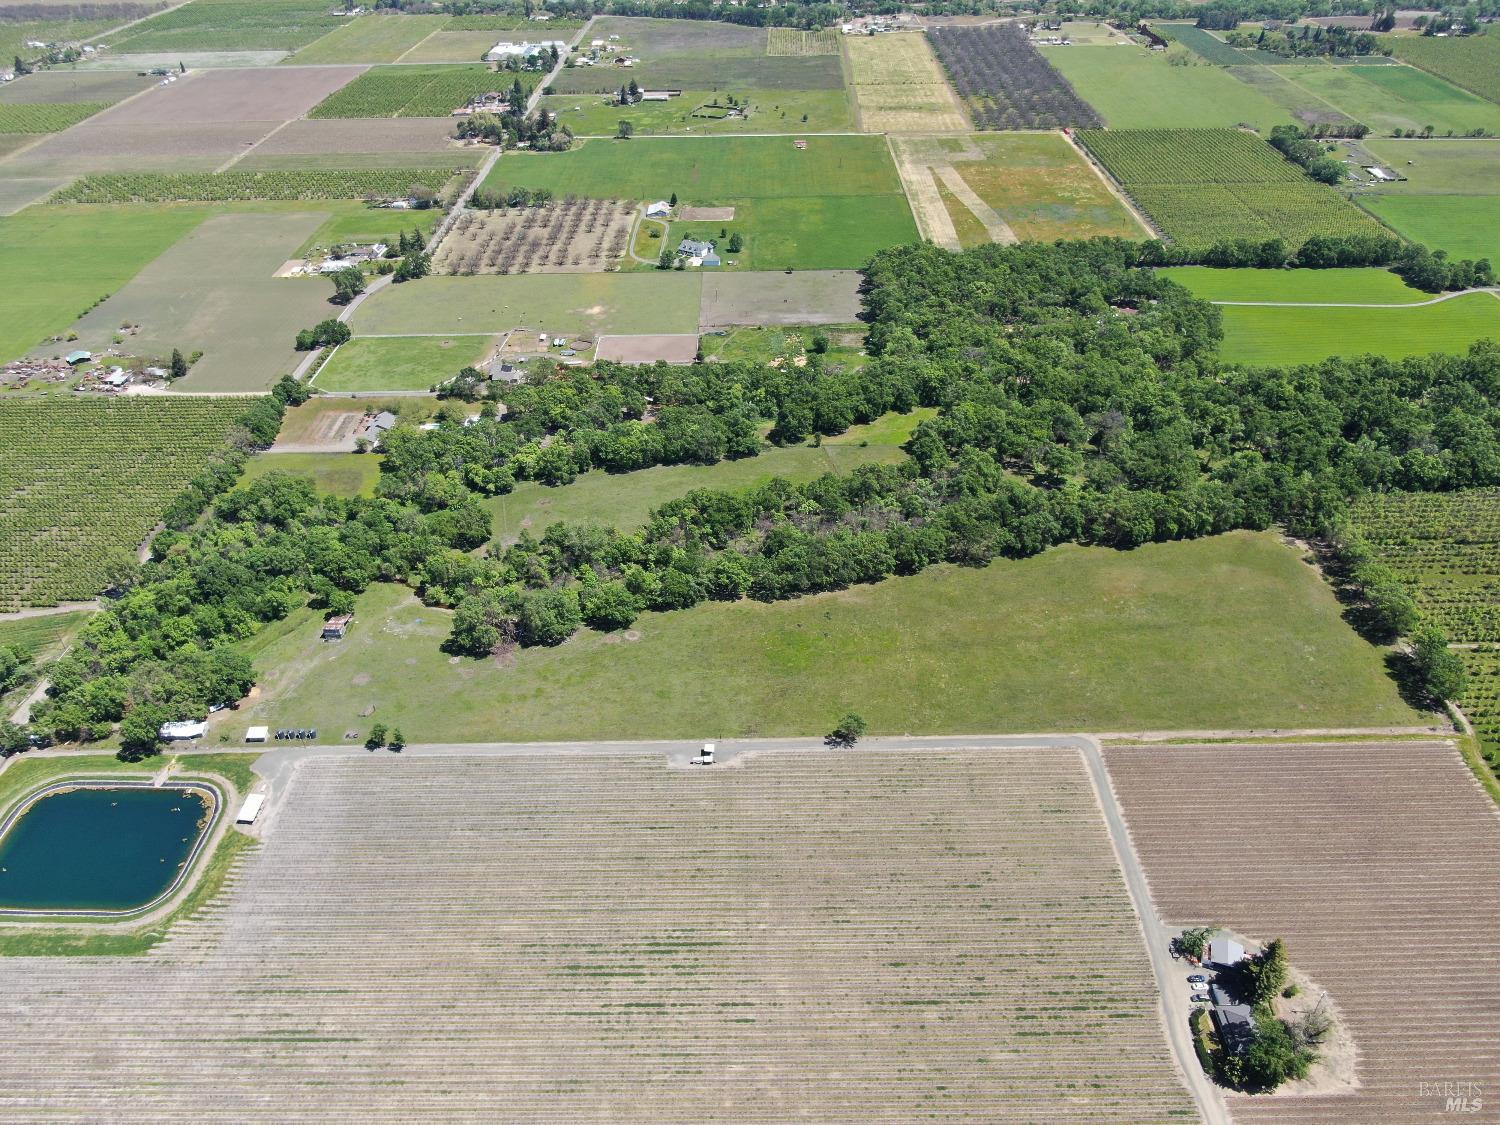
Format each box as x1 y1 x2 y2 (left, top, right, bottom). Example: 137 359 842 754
388 728 405 752
169 347 188 380
668 190 678 207
825 712 867 748
726 232 743 253
657 246 673 270
616 120 633 139
331 266 365 304
366 723 388 751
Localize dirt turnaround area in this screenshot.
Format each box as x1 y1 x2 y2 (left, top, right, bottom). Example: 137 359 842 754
0 748 1193 1121
1105 740 1500 1123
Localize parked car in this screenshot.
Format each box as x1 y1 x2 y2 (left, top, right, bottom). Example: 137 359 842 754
1187 974 1208 984
1190 993 1213 1004
1189 981 1210 992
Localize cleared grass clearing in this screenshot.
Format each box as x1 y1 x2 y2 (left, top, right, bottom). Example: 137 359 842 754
0 749 1195 1117
314 335 495 392
1360 138 1500 194
352 273 703 338
395 29 500 64
1217 292 1500 365
698 270 863 327
846 32 968 133
1042 43 1294 132
239 451 384 497
486 411 927 543
234 531 1421 742
0 611 90 660
1159 266 1431 303
0 71 153 105
1280 63 1500 138
1361 194 1500 265
1106 742 1500 1124
552 87 853 136
287 13 449 64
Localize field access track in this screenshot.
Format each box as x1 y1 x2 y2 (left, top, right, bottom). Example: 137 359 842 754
1104 741 1500 1123
0 749 1193 1121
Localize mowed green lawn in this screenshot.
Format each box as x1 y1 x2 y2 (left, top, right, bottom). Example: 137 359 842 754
1041 44 1294 132
352 273 705 336
1280 64 1500 138
1360 195 1500 265
1218 292 1500 365
314 335 497 392
484 136 918 270
1160 266 1431 303
228 530 1424 742
239 452 384 497
486 410 933 543
1360 138 1500 195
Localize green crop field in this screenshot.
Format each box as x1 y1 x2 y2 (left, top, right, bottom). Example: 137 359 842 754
239 452 385 497
1217 292 1500 365
0 204 205 363
1159 266 1430 303
1390 32 1500 105
1279 63 1500 137
1079 128 1388 249
49 168 463 204
288 13 450 64
483 136 916 270
1156 22 1295 66
0 103 110 133
1041 43 1295 132
352 273 704 337
314 335 496 392
0 611 91 662
230 530 1421 741
1361 195 1500 264
108 0 347 53
486 411 930 543
308 65 530 118
550 87 853 136
0 398 253 611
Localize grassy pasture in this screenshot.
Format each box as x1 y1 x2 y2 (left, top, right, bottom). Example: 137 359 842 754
287 13 449 64
1360 194 1500 264
1042 42 1295 132
0 71 153 105
1389 31 1500 105
1280 63 1500 137
352 273 703 338
698 270 864 327
239 452 384 497
395 29 499 64
314 335 496 392
1159 266 1430 303
1217 292 1500 365
550 87 853 136
1360 138 1500 194
0 611 91 661
108 0 347 53
845 31 968 133
234 530 1421 741
486 411 926 543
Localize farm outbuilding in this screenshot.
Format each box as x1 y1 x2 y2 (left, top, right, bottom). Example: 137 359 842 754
1208 936 1246 968
245 726 269 743
236 794 266 824
322 615 352 641
159 720 208 741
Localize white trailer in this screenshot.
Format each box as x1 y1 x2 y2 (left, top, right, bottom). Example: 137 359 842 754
236 794 266 824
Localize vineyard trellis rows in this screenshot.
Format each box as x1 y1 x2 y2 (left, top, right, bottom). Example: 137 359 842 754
438 196 635 274
0 399 253 612
1077 128 1387 249
308 65 536 119
0 751 1195 1120
0 103 111 135
49 169 467 205
766 27 840 56
926 24 1103 131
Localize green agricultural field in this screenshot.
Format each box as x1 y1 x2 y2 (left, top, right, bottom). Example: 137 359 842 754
287 13 450 64
230 531 1423 741
1361 138 1500 193
0 611 91 661
1361 195 1500 264
697 323 867 366
107 0 347 53
1390 31 1500 105
1159 266 1430 302
49 168 463 205
239 452 384 497
0 204 204 363
486 411 930 542
395 29 500 64
1280 63 1500 137
0 102 109 133
484 135 916 270
1217 292 1500 365
550 87 854 136
308 64 529 118
314 335 496 392
0 398 254 611
1041 43 1295 132
1079 128 1388 249
298 202 439 253
352 273 704 337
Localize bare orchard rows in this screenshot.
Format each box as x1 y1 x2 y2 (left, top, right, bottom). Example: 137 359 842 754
437 197 635 275
1105 741 1500 1124
0 751 1193 1122
926 24 1102 131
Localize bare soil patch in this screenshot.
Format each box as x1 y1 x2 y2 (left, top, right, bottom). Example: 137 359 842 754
596 333 699 364
437 199 635 275
699 269 862 327
679 205 735 222
246 116 462 157
105 67 363 125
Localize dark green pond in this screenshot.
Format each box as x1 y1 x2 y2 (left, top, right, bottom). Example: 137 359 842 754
0 786 211 912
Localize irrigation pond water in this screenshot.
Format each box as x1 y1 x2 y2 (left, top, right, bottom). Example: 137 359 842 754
0 786 212 913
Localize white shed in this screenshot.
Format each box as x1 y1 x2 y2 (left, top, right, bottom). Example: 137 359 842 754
245 725 269 743
159 720 208 741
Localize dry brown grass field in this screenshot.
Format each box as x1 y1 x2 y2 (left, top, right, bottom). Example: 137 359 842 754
1105 741 1500 1123
846 32 969 133
436 198 635 274
0 749 1194 1121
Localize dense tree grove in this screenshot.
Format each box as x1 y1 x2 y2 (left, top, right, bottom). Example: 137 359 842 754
23 240 1500 754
